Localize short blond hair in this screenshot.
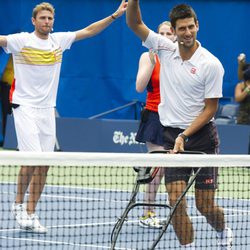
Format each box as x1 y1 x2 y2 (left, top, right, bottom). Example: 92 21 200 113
32 2 55 19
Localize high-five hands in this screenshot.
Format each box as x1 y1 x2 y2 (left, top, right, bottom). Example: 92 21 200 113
112 0 128 19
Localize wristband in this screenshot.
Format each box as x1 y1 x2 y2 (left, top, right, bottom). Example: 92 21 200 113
177 133 188 143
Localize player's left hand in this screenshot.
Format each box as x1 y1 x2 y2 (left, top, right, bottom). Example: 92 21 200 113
113 0 128 18
173 136 185 153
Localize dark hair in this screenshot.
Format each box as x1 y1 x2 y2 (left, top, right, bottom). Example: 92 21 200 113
169 4 197 29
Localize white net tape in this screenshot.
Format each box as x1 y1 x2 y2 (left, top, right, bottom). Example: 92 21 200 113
0 151 249 167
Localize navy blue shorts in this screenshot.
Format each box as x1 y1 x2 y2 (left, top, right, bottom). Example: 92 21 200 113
135 109 164 146
163 122 219 190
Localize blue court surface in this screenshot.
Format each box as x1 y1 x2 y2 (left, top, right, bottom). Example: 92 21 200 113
1 182 250 250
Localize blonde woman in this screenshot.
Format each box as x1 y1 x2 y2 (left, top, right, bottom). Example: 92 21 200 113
135 21 175 228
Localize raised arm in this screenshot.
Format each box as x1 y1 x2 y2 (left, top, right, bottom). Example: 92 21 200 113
0 36 7 47
136 51 156 92
237 53 246 80
75 0 127 42
126 0 150 42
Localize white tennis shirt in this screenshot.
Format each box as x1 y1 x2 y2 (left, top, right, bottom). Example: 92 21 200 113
144 30 224 129
5 31 76 108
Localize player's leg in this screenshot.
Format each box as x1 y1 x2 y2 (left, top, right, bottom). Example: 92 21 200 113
195 168 233 249
27 166 49 214
15 166 35 204
12 106 55 233
193 122 233 249
139 142 165 228
26 107 55 215
194 166 225 231
13 106 43 205
11 106 46 231
145 142 165 205
165 169 194 246
195 188 224 230
162 127 195 246
144 162 164 208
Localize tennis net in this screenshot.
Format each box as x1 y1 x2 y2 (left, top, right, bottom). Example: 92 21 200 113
0 151 250 250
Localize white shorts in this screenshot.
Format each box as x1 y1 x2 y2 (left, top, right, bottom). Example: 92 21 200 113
12 106 56 152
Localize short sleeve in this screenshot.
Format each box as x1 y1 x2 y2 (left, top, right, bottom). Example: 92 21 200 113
51 32 76 52
5 32 29 54
204 60 224 98
143 30 176 52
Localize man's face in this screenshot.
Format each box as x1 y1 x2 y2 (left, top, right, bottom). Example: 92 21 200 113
172 17 199 48
32 10 54 36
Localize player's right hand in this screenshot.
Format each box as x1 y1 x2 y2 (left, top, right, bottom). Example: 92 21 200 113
238 53 246 64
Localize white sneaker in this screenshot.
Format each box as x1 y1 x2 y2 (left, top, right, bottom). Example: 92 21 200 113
27 214 48 234
217 227 233 250
11 203 47 233
12 203 30 226
139 211 162 229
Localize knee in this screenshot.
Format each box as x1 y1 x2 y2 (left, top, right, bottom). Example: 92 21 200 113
169 196 187 214
196 203 208 215
169 194 179 207
196 200 214 216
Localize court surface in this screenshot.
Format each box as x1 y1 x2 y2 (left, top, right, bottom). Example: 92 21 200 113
1 181 250 250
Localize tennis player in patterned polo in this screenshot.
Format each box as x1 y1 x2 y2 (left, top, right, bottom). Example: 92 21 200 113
0 1 127 233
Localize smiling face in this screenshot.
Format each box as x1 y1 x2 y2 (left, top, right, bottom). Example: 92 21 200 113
32 10 54 39
172 17 199 48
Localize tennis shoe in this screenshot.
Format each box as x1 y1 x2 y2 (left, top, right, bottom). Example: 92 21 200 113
139 211 162 229
217 227 233 250
12 203 30 226
26 214 48 233
12 203 47 233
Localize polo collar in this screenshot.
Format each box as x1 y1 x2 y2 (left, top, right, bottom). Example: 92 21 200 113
173 40 202 66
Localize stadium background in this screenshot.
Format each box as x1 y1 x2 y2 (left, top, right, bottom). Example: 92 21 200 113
0 0 249 119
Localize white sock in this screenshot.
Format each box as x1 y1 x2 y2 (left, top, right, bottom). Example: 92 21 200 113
217 226 228 238
217 230 223 238
180 242 195 249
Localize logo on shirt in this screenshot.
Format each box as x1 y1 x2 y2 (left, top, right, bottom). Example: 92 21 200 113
204 178 214 184
190 67 197 74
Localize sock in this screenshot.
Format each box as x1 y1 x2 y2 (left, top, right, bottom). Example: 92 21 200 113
180 242 195 249
217 230 223 238
217 226 227 238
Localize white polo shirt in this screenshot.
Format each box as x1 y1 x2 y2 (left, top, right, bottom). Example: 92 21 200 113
5 31 76 108
144 30 224 129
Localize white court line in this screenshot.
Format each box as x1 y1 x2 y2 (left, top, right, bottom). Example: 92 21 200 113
2 188 250 215
1 191 133 204
1 213 249 249
0 236 134 250
4 191 250 215
2 181 250 203
1 211 249 233
0 181 167 196
41 193 129 203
